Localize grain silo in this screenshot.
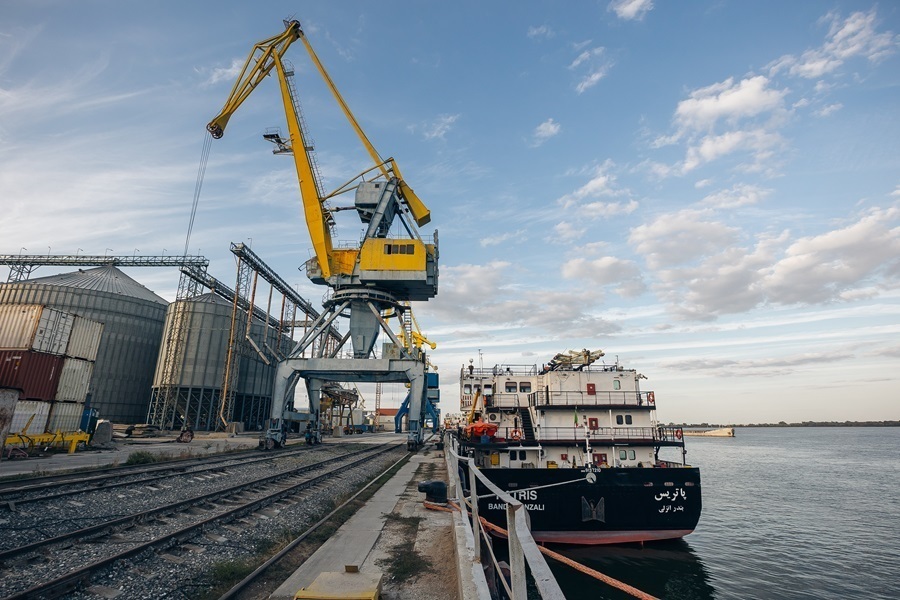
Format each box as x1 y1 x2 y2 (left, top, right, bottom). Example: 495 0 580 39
150 292 292 431
0 266 168 423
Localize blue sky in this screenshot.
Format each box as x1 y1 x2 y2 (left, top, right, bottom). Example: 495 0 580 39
2 1 898 423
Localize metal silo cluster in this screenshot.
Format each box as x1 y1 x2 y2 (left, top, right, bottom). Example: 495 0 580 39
149 292 293 432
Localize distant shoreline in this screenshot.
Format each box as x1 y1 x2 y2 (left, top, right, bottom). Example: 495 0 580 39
675 421 899 428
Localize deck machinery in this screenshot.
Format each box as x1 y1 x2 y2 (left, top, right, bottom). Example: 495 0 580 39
208 20 438 449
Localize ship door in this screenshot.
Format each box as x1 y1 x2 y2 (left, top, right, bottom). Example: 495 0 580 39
509 449 524 468
594 453 608 467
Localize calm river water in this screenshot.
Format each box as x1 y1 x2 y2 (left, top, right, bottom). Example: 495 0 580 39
550 427 900 599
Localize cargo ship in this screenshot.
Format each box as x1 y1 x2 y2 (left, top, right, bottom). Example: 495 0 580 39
451 349 701 545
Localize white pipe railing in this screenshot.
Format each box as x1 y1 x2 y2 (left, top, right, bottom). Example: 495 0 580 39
446 438 565 600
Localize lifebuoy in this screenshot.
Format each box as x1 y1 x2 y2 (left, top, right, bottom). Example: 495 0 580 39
675 428 683 440
647 392 655 404
510 429 523 441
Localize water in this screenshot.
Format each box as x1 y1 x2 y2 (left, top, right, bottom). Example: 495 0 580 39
549 427 900 599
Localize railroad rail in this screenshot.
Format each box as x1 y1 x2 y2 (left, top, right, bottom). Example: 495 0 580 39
0 442 405 599
0 444 328 505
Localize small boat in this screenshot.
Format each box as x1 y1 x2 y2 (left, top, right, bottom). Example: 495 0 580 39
450 349 702 545
682 427 735 437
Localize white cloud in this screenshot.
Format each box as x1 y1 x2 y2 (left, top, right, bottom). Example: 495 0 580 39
673 76 787 133
422 114 460 140
582 199 639 217
682 129 783 173
480 230 526 248
770 9 898 79
427 262 621 335
562 256 646 297
206 58 244 85
568 46 612 94
762 206 900 304
640 206 900 320
608 0 654 21
629 209 739 269
531 118 561 147
527 25 554 39
814 103 843 117
552 221 587 241
700 184 771 209
557 162 623 208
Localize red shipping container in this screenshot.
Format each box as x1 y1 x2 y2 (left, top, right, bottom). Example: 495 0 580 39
0 350 64 402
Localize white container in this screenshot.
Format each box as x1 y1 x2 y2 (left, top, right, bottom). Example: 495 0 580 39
9 400 51 435
47 401 84 433
0 304 74 355
55 358 94 402
66 316 104 362
33 307 74 355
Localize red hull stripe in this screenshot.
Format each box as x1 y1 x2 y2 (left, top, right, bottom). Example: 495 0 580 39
528 529 694 545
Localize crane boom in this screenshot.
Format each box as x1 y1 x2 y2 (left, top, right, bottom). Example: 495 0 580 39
207 19 434 288
208 20 334 278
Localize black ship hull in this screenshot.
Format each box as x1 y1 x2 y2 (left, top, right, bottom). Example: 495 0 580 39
463 465 701 545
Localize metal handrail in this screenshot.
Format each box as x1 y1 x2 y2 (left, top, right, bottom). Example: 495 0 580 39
446 438 564 600
529 389 653 407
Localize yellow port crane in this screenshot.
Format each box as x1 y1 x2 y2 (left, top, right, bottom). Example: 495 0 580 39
207 20 439 448
207 19 438 301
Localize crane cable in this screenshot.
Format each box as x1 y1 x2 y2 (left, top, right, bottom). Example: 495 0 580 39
423 499 659 600
183 132 213 257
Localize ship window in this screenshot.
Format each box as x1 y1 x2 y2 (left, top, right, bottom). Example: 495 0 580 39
613 380 621 390
625 415 633 425
519 382 531 393
474 385 481 393
619 450 627 460
628 450 636 460
506 382 517 392
484 384 493 396
616 415 624 425
510 450 520 461
407 244 415 254
384 244 391 254
463 385 472 394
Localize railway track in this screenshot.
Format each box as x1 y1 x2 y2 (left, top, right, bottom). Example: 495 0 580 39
0 442 406 599
0 446 323 510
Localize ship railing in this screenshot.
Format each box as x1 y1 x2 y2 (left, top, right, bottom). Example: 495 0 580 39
486 393 523 409
461 364 539 378
536 426 683 443
528 390 653 408
446 435 565 600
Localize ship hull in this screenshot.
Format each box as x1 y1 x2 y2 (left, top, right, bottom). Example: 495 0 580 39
463 465 701 545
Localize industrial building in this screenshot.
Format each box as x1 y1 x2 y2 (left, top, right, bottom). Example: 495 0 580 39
0 250 343 434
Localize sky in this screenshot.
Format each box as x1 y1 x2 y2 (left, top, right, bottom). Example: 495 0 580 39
1 1 898 424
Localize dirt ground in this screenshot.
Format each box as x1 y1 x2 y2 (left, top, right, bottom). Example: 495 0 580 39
367 451 459 600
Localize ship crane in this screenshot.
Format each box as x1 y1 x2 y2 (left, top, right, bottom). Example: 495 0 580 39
208 20 439 448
